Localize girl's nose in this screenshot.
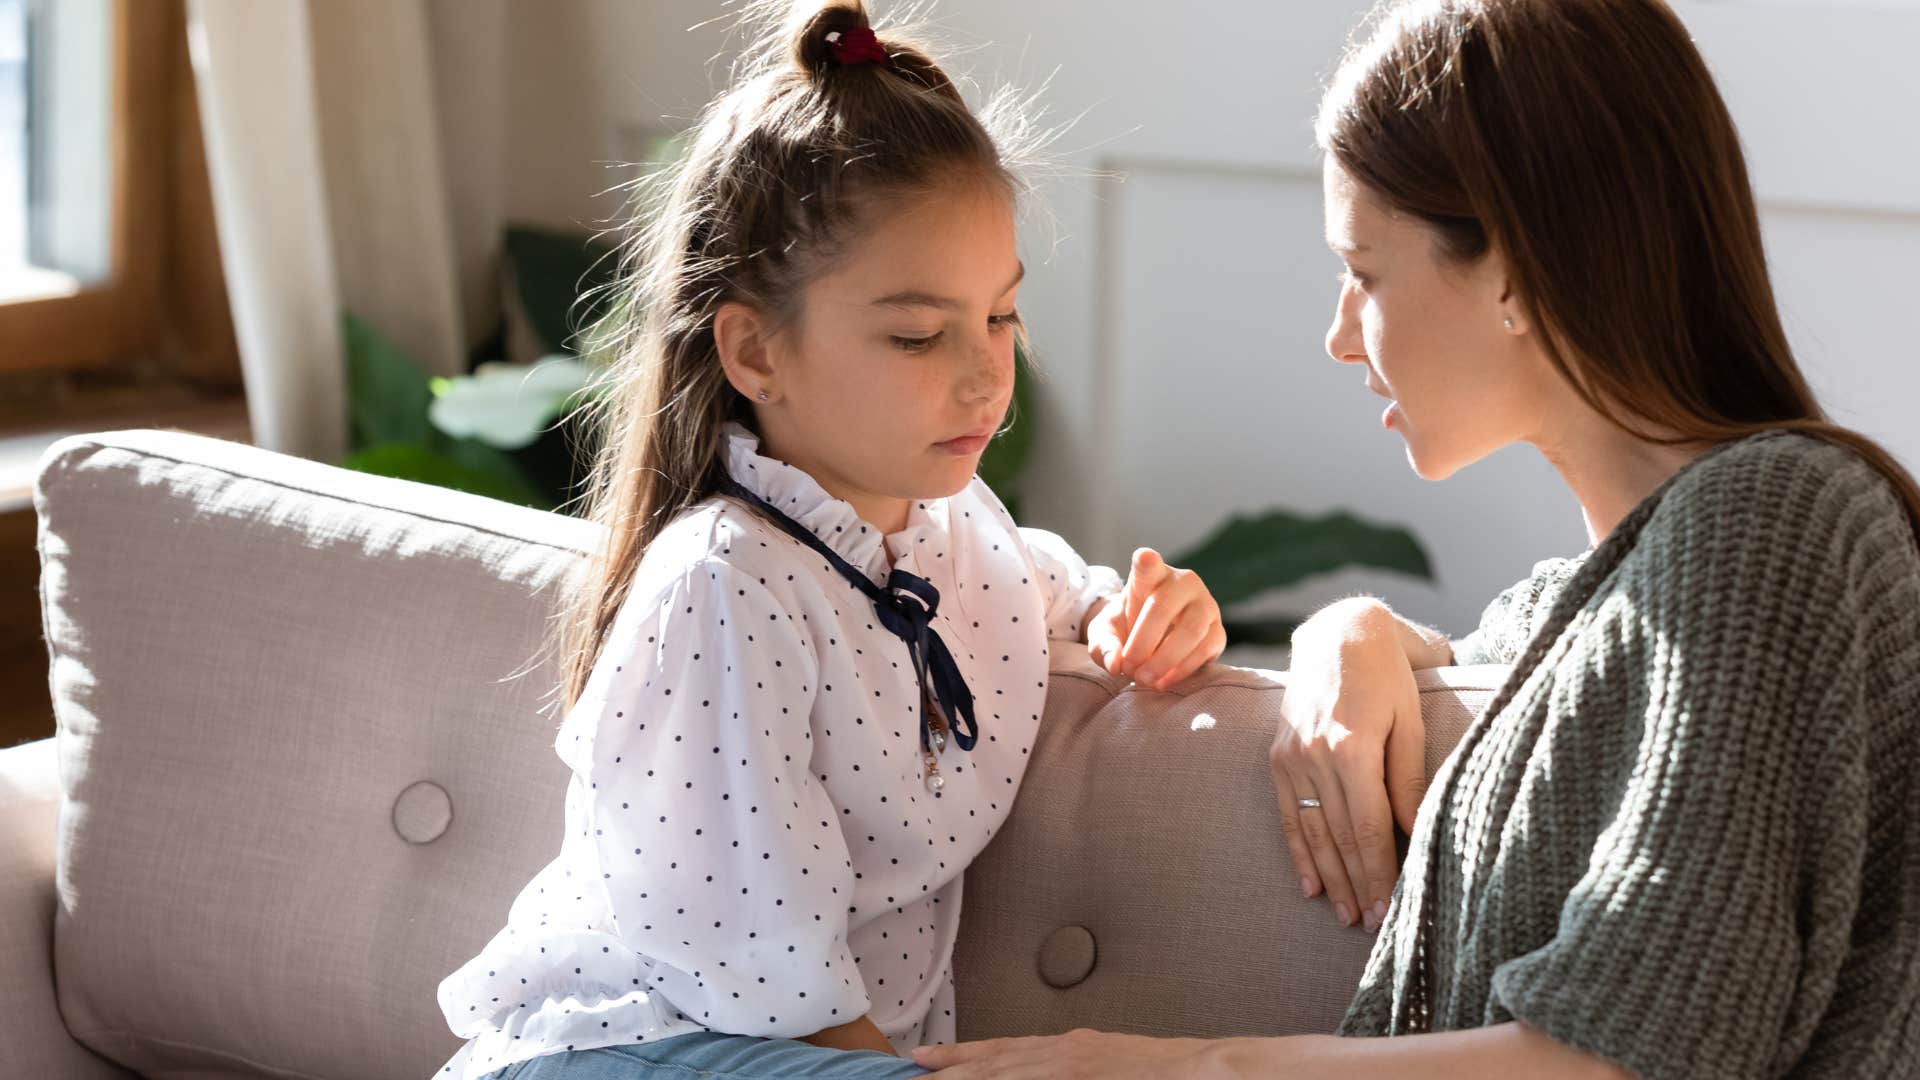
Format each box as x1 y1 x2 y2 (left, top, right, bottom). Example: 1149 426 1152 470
961 336 1013 403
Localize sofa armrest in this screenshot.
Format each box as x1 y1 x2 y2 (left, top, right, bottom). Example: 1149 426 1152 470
0 738 138 1079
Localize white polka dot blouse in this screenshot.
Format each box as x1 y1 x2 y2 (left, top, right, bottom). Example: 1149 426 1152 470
434 423 1122 1078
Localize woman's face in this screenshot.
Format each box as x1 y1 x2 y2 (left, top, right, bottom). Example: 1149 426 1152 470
1321 159 1546 479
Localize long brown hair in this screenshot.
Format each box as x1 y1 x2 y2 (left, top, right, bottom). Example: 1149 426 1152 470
539 1 1042 718
1316 0 1920 537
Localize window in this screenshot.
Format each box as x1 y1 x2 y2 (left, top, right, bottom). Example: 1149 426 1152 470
0 0 239 413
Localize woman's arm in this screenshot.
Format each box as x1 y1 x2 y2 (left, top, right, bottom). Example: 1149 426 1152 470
913 1022 1633 1078
1218 1023 1632 1079
1269 597 1444 929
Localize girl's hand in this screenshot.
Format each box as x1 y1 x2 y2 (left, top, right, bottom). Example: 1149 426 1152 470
1271 599 1425 932
1085 548 1226 691
912 1030 1236 1078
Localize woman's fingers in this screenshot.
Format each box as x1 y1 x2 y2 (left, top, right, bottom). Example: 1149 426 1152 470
1287 765 1362 924
1305 765 1373 927
1269 762 1324 899
1334 746 1401 929
1383 687 1428 838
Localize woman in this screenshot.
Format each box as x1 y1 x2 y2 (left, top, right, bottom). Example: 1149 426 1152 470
912 0 1920 1076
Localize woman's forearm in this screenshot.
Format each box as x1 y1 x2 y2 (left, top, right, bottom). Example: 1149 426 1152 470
1206 1022 1631 1080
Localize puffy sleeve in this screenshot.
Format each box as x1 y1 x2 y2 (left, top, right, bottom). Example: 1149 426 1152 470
1018 527 1123 643
578 561 870 1038
1449 554 1586 666
1487 463 1887 1079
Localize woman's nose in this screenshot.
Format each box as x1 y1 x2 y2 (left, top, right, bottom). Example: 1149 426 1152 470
1326 289 1366 366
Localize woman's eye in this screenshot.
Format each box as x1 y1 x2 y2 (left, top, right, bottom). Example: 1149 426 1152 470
988 310 1021 332
891 332 942 353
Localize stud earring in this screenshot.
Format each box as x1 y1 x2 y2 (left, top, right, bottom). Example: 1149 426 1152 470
756 390 770 402
1503 317 1515 330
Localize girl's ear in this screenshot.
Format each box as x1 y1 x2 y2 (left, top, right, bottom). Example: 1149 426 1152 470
715 301 780 402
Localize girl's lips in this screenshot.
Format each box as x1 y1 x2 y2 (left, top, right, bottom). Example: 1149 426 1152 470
1384 401 1401 429
937 433 993 456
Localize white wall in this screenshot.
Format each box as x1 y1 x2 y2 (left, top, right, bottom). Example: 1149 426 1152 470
493 0 1920 651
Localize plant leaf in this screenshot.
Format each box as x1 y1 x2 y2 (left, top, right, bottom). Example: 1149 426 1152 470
1221 614 1303 647
505 225 622 355
342 312 434 452
1172 508 1434 609
341 442 549 509
977 341 1035 502
428 354 595 449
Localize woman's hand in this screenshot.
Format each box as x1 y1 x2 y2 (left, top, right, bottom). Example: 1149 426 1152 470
1272 598 1427 930
912 1030 1238 1078
1085 548 1227 691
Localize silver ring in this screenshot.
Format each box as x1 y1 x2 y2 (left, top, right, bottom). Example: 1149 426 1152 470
1297 797 1323 810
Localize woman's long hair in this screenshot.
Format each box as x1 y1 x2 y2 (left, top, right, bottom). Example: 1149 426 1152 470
1317 0 1920 536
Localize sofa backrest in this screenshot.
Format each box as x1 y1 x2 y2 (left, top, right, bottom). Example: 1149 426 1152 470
955 650 1499 1040
34 430 1504 1079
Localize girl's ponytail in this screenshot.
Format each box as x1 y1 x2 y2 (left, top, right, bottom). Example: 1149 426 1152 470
538 1 1045 717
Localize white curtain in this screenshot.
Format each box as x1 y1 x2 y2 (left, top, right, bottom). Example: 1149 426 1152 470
186 0 499 463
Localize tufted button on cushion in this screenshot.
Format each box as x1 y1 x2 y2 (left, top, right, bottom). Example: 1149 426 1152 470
1037 925 1098 988
392 780 453 844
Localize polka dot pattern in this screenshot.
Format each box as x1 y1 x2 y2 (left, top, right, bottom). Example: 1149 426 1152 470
433 423 1120 1079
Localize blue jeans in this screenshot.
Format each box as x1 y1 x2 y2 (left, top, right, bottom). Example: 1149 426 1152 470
481 1031 932 1080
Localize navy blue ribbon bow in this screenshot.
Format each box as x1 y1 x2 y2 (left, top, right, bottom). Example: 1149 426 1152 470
717 479 979 757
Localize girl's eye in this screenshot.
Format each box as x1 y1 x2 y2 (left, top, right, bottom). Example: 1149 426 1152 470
892 332 943 353
988 310 1021 331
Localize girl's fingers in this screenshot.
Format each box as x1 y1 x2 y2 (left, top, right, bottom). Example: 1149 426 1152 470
1123 548 1171 627
1158 621 1228 688
1134 608 1210 687
1084 599 1128 674
1269 763 1324 900
1119 588 1190 673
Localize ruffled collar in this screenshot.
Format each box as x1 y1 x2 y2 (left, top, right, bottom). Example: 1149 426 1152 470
721 422 950 585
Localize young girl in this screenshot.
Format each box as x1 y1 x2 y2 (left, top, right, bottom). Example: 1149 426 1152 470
434 4 1226 1079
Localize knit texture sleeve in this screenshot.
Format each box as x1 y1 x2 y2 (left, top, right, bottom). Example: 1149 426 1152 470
1450 555 1586 666
1487 443 1897 1080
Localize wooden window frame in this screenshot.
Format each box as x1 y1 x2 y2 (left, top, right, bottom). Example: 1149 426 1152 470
0 0 168 376
0 0 237 396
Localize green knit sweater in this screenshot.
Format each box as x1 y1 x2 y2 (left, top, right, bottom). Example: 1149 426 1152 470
1338 431 1920 1078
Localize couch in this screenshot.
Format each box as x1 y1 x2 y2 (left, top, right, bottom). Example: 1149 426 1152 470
2 429 1505 1078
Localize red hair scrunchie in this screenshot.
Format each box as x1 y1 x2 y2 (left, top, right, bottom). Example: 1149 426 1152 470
825 27 888 65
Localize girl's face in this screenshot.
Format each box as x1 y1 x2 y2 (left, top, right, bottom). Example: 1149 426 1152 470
751 179 1021 531
1321 159 1547 480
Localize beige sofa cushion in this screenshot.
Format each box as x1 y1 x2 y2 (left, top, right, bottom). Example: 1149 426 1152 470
956 652 1499 1040
35 429 1505 1079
